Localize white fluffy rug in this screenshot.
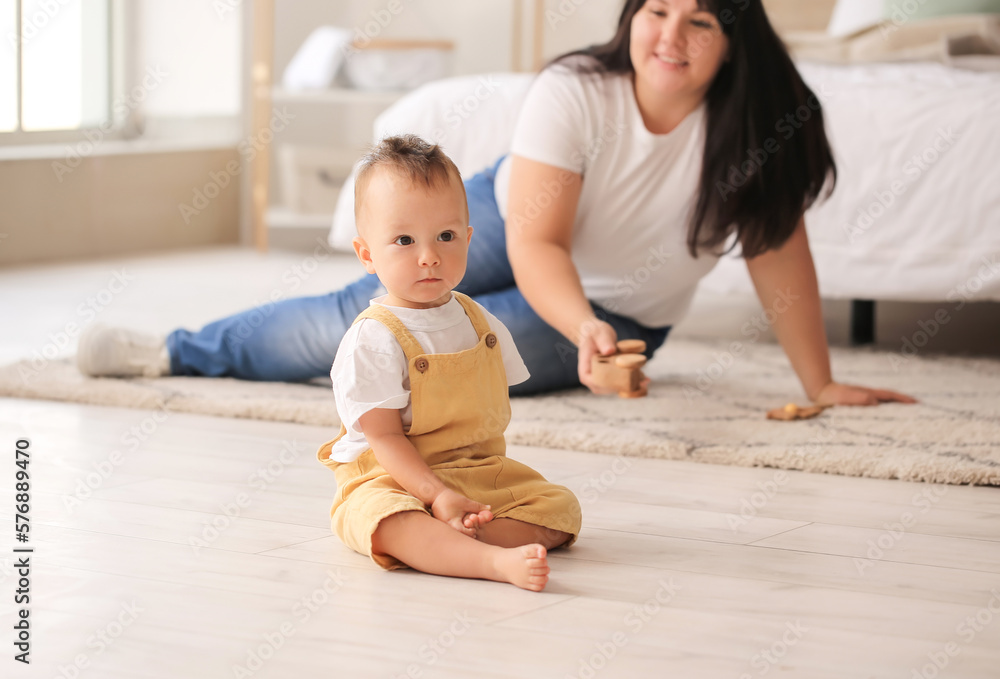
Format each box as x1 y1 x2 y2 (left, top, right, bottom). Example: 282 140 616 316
2 339 997 485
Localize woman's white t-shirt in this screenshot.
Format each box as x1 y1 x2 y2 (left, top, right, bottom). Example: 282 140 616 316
493 58 721 328
328 294 530 463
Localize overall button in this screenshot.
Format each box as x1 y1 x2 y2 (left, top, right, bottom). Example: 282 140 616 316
415 358 429 373
485 333 498 348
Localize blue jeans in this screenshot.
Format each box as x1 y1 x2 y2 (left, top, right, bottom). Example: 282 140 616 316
167 158 671 395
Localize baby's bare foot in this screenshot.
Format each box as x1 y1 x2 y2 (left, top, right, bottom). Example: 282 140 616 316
494 544 549 591
464 508 494 533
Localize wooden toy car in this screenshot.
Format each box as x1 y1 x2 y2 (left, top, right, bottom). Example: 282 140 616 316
591 339 648 398
766 402 831 420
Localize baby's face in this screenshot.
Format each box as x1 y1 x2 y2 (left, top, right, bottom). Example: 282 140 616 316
354 169 472 309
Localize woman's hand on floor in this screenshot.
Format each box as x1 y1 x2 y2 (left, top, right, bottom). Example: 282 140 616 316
430 488 493 537
814 381 918 406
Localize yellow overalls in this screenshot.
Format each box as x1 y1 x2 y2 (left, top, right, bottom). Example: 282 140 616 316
317 292 581 570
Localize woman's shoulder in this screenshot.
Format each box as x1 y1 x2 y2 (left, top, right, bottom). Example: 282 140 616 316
546 53 600 73
541 54 625 90
527 55 627 123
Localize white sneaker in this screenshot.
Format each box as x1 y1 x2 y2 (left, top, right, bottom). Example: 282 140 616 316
76 324 171 378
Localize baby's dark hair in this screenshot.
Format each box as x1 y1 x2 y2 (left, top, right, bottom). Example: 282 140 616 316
354 134 467 226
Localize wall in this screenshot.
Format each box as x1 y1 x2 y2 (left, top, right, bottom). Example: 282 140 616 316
537 0 839 63
762 0 837 33
0 0 244 266
0 148 240 265
138 0 242 118
538 0 621 63
273 0 516 81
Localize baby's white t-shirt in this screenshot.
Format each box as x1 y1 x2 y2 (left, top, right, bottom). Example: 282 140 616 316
493 57 721 328
328 294 530 463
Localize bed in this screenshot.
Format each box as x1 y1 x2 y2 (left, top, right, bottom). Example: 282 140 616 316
705 60 1000 305
329 61 1000 330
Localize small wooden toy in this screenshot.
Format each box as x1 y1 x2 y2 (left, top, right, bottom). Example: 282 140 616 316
766 402 831 421
591 339 648 398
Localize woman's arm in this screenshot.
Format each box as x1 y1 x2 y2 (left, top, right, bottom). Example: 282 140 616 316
358 408 492 534
745 217 916 405
505 155 619 392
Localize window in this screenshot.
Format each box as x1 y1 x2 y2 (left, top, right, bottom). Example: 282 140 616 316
1 0 111 137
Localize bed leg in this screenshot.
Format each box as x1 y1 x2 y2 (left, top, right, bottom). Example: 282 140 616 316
850 299 876 345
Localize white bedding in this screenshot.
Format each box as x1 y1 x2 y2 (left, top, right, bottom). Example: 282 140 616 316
702 61 1000 302
331 61 1000 302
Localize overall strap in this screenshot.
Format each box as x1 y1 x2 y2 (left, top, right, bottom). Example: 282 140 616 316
352 304 426 362
451 292 492 339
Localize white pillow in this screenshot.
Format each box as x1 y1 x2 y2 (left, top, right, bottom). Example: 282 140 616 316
328 72 535 250
281 26 353 90
827 0 884 37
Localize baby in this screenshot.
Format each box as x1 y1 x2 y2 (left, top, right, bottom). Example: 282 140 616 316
317 135 581 591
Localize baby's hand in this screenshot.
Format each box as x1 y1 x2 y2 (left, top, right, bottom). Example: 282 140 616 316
430 488 493 537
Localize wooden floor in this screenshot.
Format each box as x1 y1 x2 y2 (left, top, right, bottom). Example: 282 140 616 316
2 247 999 677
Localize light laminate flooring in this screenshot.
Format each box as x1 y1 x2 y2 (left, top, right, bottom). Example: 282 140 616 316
1 246 998 678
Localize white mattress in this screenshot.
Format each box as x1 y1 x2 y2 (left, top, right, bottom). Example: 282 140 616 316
701 61 1000 302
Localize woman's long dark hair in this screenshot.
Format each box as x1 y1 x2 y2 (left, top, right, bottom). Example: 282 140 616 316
552 0 836 258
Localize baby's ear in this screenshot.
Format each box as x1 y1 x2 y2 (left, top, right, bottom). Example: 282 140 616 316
466 225 474 244
352 236 377 275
